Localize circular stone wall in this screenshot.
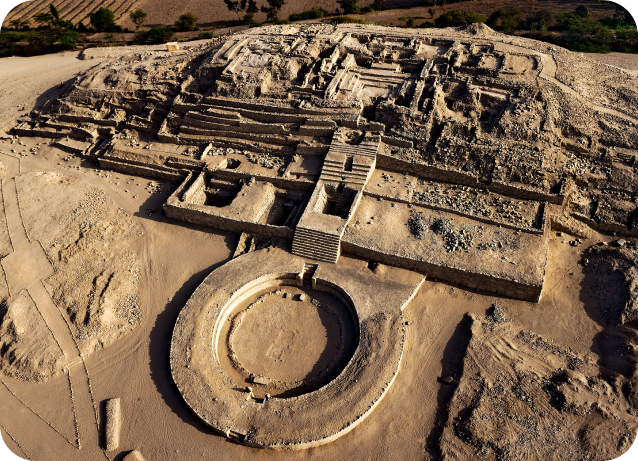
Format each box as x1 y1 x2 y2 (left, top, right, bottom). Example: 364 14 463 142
170 250 407 450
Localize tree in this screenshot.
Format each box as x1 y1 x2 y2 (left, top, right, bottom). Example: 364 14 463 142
434 10 485 28
129 9 147 29
8 17 30 31
224 0 242 20
336 0 359 15
175 12 199 31
88 7 118 32
261 0 286 21
33 12 54 27
224 0 257 23
147 25 174 43
49 4 60 24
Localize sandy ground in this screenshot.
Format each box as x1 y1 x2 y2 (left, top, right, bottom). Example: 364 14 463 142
0 51 98 133
584 52 638 76
0 45 636 460
0 136 622 460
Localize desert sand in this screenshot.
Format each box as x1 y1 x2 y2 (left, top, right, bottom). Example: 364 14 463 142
0 22 637 461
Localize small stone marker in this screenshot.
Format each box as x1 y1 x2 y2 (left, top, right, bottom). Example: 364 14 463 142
440 376 454 384
298 293 306 301
252 376 269 385
105 398 121 451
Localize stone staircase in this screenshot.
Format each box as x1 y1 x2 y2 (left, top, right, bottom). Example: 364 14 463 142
292 228 341 264
302 263 318 286
319 139 379 186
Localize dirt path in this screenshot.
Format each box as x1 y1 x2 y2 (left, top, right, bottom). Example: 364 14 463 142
0 152 107 460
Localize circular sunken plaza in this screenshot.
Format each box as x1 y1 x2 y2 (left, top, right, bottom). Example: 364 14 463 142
170 247 424 449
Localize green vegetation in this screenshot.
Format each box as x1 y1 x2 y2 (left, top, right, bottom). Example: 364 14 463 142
8 17 30 31
434 9 486 27
289 8 326 22
332 15 374 25
424 4 637 54
337 0 360 15
371 0 385 11
147 25 175 43
88 7 120 33
261 0 286 22
487 8 522 32
1 1 636 60
129 9 148 30
224 0 258 24
174 13 199 31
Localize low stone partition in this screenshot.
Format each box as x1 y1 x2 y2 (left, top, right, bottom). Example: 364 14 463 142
164 199 294 238
58 114 119 127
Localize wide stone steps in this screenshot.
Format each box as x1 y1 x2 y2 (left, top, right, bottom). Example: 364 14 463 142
292 228 341 263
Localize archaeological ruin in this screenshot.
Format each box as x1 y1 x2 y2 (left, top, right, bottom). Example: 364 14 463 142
3 21 638 457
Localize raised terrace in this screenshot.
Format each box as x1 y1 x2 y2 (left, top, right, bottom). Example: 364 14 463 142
8 22 638 452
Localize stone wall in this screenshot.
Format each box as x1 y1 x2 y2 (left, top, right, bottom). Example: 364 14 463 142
340 240 544 302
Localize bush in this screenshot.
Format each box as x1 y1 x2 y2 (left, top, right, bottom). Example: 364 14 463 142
487 8 522 31
249 22 264 28
289 8 326 21
435 10 485 28
0 27 80 57
371 0 385 11
133 30 148 44
88 7 120 32
613 28 638 52
58 32 77 49
147 25 174 43
197 32 214 39
273 18 292 25
420 21 435 28
337 0 360 15
359 6 373 13
175 12 199 31
526 9 553 32
406 17 415 27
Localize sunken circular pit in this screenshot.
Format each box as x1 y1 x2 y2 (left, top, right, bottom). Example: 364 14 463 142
219 284 358 398
170 248 409 450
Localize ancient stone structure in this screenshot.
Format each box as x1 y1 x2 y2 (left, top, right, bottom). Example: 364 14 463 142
11 23 638 448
